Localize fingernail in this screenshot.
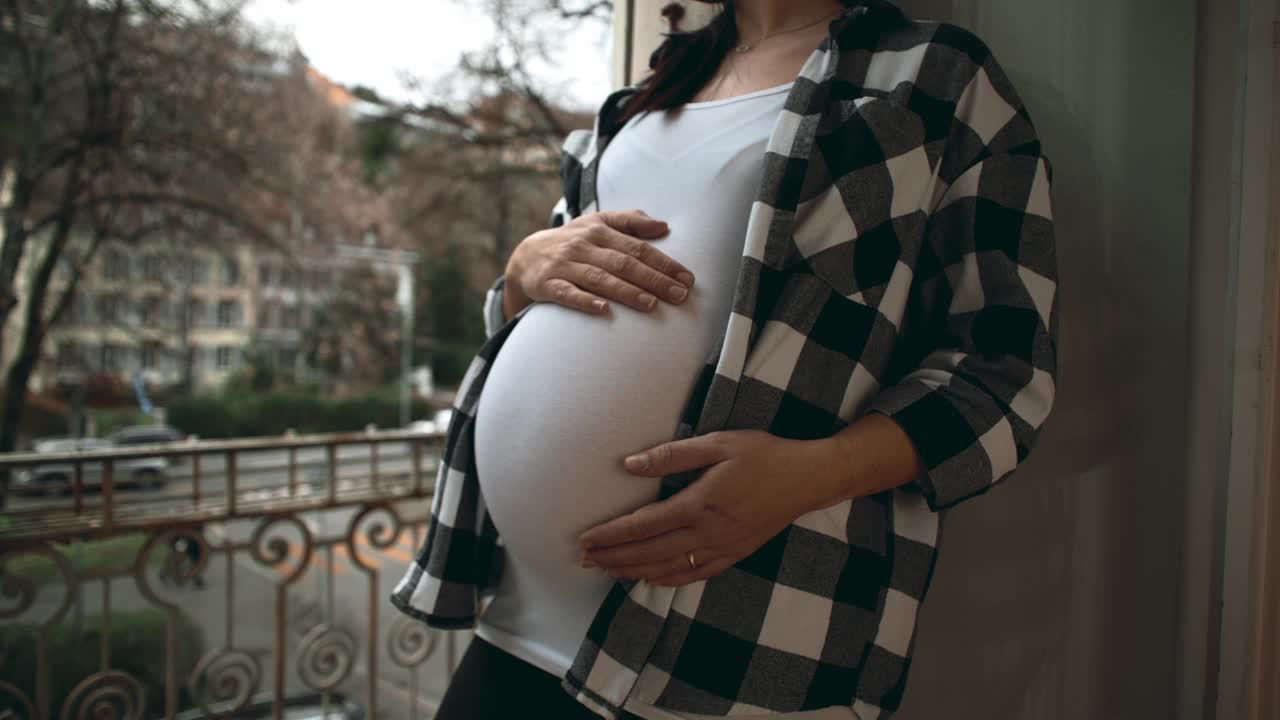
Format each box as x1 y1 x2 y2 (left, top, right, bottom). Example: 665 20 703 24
676 271 694 286
668 285 687 302
579 555 597 568
624 453 649 470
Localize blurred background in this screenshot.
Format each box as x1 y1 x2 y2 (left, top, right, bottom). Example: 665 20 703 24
0 1 1277 719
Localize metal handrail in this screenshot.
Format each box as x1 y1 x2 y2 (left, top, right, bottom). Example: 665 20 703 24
0 429 445 545
0 427 442 466
0 428 453 720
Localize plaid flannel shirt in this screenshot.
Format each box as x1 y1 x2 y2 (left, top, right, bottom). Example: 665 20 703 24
392 1 1058 717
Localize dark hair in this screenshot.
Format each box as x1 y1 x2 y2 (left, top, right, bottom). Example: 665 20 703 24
612 0 863 129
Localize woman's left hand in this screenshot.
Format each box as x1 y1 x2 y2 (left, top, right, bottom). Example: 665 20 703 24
576 429 838 587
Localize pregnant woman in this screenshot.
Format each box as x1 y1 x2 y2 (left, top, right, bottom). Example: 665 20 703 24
395 0 1058 718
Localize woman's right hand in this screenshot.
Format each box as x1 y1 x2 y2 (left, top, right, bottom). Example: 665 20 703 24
504 208 696 317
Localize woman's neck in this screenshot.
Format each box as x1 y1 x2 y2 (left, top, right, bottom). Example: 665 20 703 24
732 0 848 40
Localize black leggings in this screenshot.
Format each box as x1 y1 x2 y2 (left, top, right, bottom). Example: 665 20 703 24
434 634 647 719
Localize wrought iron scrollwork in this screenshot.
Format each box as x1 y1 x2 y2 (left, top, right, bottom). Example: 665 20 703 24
59 670 145 720
345 504 403 572
0 544 74 625
0 679 37 720
250 515 312 583
386 614 436 668
297 623 357 691
188 648 260 719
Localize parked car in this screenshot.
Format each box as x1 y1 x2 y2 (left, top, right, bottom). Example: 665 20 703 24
12 436 170 496
107 423 189 468
106 424 186 446
405 408 453 434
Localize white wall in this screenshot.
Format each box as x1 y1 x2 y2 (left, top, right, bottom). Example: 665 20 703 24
618 1 1260 718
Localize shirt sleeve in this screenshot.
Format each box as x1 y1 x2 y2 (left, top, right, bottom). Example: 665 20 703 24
863 27 1059 512
481 193 572 340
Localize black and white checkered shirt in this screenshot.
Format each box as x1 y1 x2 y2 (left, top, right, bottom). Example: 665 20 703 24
393 1 1058 717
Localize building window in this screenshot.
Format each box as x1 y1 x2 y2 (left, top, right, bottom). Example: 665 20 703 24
141 296 167 327
194 257 211 285
98 294 122 324
100 344 123 372
121 297 138 326
281 306 300 329
173 255 192 283
216 300 242 328
142 253 167 283
278 347 297 370
71 291 92 325
141 342 162 370
185 299 207 328
215 346 235 370
174 254 210 285
280 265 298 288
56 342 80 371
259 263 273 287
221 257 240 287
102 248 130 282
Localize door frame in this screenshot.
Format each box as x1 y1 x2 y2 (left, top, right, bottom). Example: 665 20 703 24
1217 1 1280 718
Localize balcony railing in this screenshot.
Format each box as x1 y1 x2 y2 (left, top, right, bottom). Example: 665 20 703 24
0 429 457 720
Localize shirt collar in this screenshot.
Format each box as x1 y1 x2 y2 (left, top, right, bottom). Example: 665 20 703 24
595 1 904 142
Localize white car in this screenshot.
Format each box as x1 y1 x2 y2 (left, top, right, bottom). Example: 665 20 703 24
12 437 170 496
405 408 453 434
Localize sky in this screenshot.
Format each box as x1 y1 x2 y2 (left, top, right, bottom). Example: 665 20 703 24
242 0 614 113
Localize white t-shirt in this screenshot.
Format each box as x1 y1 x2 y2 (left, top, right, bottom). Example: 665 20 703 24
472 80 855 720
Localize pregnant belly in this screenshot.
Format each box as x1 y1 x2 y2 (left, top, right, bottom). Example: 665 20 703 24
473 297 715 581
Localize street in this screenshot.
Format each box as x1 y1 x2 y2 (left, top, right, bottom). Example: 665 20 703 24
8 442 426 512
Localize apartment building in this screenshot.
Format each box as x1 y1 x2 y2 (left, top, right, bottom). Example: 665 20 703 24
6 231 399 392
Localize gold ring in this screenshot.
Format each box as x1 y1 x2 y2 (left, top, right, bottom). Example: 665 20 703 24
687 551 697 570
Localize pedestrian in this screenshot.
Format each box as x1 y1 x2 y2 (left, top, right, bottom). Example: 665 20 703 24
160 530 206 589
394 1 1057 718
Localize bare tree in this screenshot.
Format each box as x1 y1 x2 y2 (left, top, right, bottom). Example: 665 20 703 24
301 264 402 394
0 0 379 504
366 0 605 285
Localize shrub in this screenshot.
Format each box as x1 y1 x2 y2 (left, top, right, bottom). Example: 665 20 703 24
3 534 152 585
165 394 240 439
237 389 332 436
0 607 205 717
86 406 154 436
166 386 431 438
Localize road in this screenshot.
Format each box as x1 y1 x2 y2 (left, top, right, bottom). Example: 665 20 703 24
8 442 428 512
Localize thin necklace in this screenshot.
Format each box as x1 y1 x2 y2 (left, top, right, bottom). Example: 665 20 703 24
733 8 844 53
